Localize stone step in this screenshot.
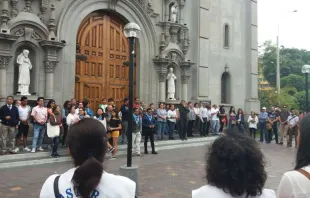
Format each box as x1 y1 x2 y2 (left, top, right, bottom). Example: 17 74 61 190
0 137 216 169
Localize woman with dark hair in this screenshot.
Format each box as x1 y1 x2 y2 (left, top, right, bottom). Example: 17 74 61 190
193 133 275 198
46 99 56 115
61 100 71 147
107 109 122 160
219 105 227 133
228 106 236 133
277 114 310 197
236 108 245 133
40 119 136 197
48 105 63 158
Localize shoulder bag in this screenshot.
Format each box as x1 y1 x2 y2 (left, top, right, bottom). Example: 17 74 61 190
47 114 60 138
53 175 61 198
297 169 310 180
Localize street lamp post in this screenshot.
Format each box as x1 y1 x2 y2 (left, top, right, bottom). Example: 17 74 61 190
119 22 141 196
276 10 297 94
302 65 310 113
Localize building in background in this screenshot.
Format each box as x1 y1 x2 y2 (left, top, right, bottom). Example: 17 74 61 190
0 0 259 112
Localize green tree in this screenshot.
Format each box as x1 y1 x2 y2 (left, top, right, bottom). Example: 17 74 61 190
280 74 304 91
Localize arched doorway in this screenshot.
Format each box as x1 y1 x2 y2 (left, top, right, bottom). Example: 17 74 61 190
221 72 231 104
75 11 136 110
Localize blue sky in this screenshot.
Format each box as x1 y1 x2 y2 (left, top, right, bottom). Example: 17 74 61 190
258 0 310 50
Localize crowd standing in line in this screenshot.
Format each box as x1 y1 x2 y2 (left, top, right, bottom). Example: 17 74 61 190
0 95 303 159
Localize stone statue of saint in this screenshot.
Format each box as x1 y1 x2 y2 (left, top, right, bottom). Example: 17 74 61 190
167 68 177 100
171 4 178 23
17 49 32 95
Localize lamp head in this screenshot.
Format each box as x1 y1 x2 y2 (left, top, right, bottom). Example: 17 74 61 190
123 22 141 38
302 65 310 74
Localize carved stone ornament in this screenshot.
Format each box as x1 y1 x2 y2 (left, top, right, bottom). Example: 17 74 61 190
11 0 19 18
44 60 58 73
23 0 33 13
12 28 42 40
0 55 12 69
181 75 190 84
12 28 25 37
108 0 119 10
166 51 182 64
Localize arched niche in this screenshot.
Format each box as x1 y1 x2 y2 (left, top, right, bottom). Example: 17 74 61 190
221 72 231 104
10 40 44 96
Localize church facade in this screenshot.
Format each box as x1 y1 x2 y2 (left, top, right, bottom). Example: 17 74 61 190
0 0 259 112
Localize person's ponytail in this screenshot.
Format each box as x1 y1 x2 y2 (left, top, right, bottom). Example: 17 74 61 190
72 156 103 198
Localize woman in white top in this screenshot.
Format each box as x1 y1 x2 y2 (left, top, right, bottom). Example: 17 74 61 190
40 118 136 198
277 114 310 198
248 111 258 139
192 133 275 198
167 104 177 140
66 105 80 127
194 103 200 131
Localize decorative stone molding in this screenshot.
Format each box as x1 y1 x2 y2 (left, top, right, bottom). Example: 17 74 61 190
44 60 58 73
1 0 10 34
0 55 12 69
23 0 33 13
108 0 119 10
153 57 171 82
48 4 56 40
181 75 190 84
11 0 19 18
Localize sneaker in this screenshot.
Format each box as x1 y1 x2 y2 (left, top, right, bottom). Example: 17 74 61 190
50 154 58 158
10 147 19 154
151 151 158 154
37 147 44 151
23 147 31 152
31 148 36 153
144 151 149 154
110 156 116 160
108 147 115 154
55 153 60 157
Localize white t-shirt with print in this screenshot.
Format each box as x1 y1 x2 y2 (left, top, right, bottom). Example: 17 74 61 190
40 168 136 198
193 185 275 198
277 166 310 198
18 105 31 121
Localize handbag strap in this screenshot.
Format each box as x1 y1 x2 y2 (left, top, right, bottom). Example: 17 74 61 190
53 175 61 198
297 169 310 180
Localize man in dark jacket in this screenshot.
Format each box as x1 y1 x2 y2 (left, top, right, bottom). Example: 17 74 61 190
0 96 19 154
178 100 189 140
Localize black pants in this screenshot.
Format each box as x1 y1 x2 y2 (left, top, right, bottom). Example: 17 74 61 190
178 119 188 140
144 131 155 152
249 128 256 139
187 120 195 136
219 120 225 132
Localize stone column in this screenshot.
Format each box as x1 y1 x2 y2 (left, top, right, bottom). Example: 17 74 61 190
158 72 167 102
0 56 11 97
181 75 189 101
44 60 58 99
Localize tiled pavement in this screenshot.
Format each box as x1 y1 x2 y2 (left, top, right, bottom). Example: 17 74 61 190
0 141 296 198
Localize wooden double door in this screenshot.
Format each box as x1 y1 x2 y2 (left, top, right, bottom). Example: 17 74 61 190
75 12 135 110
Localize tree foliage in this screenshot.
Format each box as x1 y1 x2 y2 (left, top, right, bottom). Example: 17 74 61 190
259 41 310 111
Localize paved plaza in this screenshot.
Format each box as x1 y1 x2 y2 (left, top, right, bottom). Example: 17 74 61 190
0 141 296 198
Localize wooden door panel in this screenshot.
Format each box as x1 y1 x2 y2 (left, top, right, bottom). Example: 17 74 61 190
75 12 135 110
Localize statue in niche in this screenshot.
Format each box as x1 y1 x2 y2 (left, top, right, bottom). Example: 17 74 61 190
167 67 177 100
171 4 178 23
17 49 32 95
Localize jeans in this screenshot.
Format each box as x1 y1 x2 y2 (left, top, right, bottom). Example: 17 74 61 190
249 128 256 139
211 120 220 134
167 121 176 138
259 121 267 142
178 119 188 140
157 121 166 139
237 124 244 133
121 120 128 143
32 124 46 149
52 137 59 155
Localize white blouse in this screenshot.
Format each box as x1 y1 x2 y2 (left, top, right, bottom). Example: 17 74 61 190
277 166 310 198
248 115 258 129
66 113 79 126
193 185 275 198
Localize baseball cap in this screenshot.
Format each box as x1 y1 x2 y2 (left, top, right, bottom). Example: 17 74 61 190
262 107 266 110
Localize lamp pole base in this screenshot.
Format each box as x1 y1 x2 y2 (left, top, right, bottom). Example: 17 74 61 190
119 164 140 196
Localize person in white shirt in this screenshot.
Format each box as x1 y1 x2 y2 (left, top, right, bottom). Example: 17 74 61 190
40 118 136 198
199 103 210 137
193 103 200 132
248 111 258 139
167 104 177 140
210 104 220 135
16 96 31 152
192 133 276 198
66 105 80 128
286 108 299 148
277 113 310 198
